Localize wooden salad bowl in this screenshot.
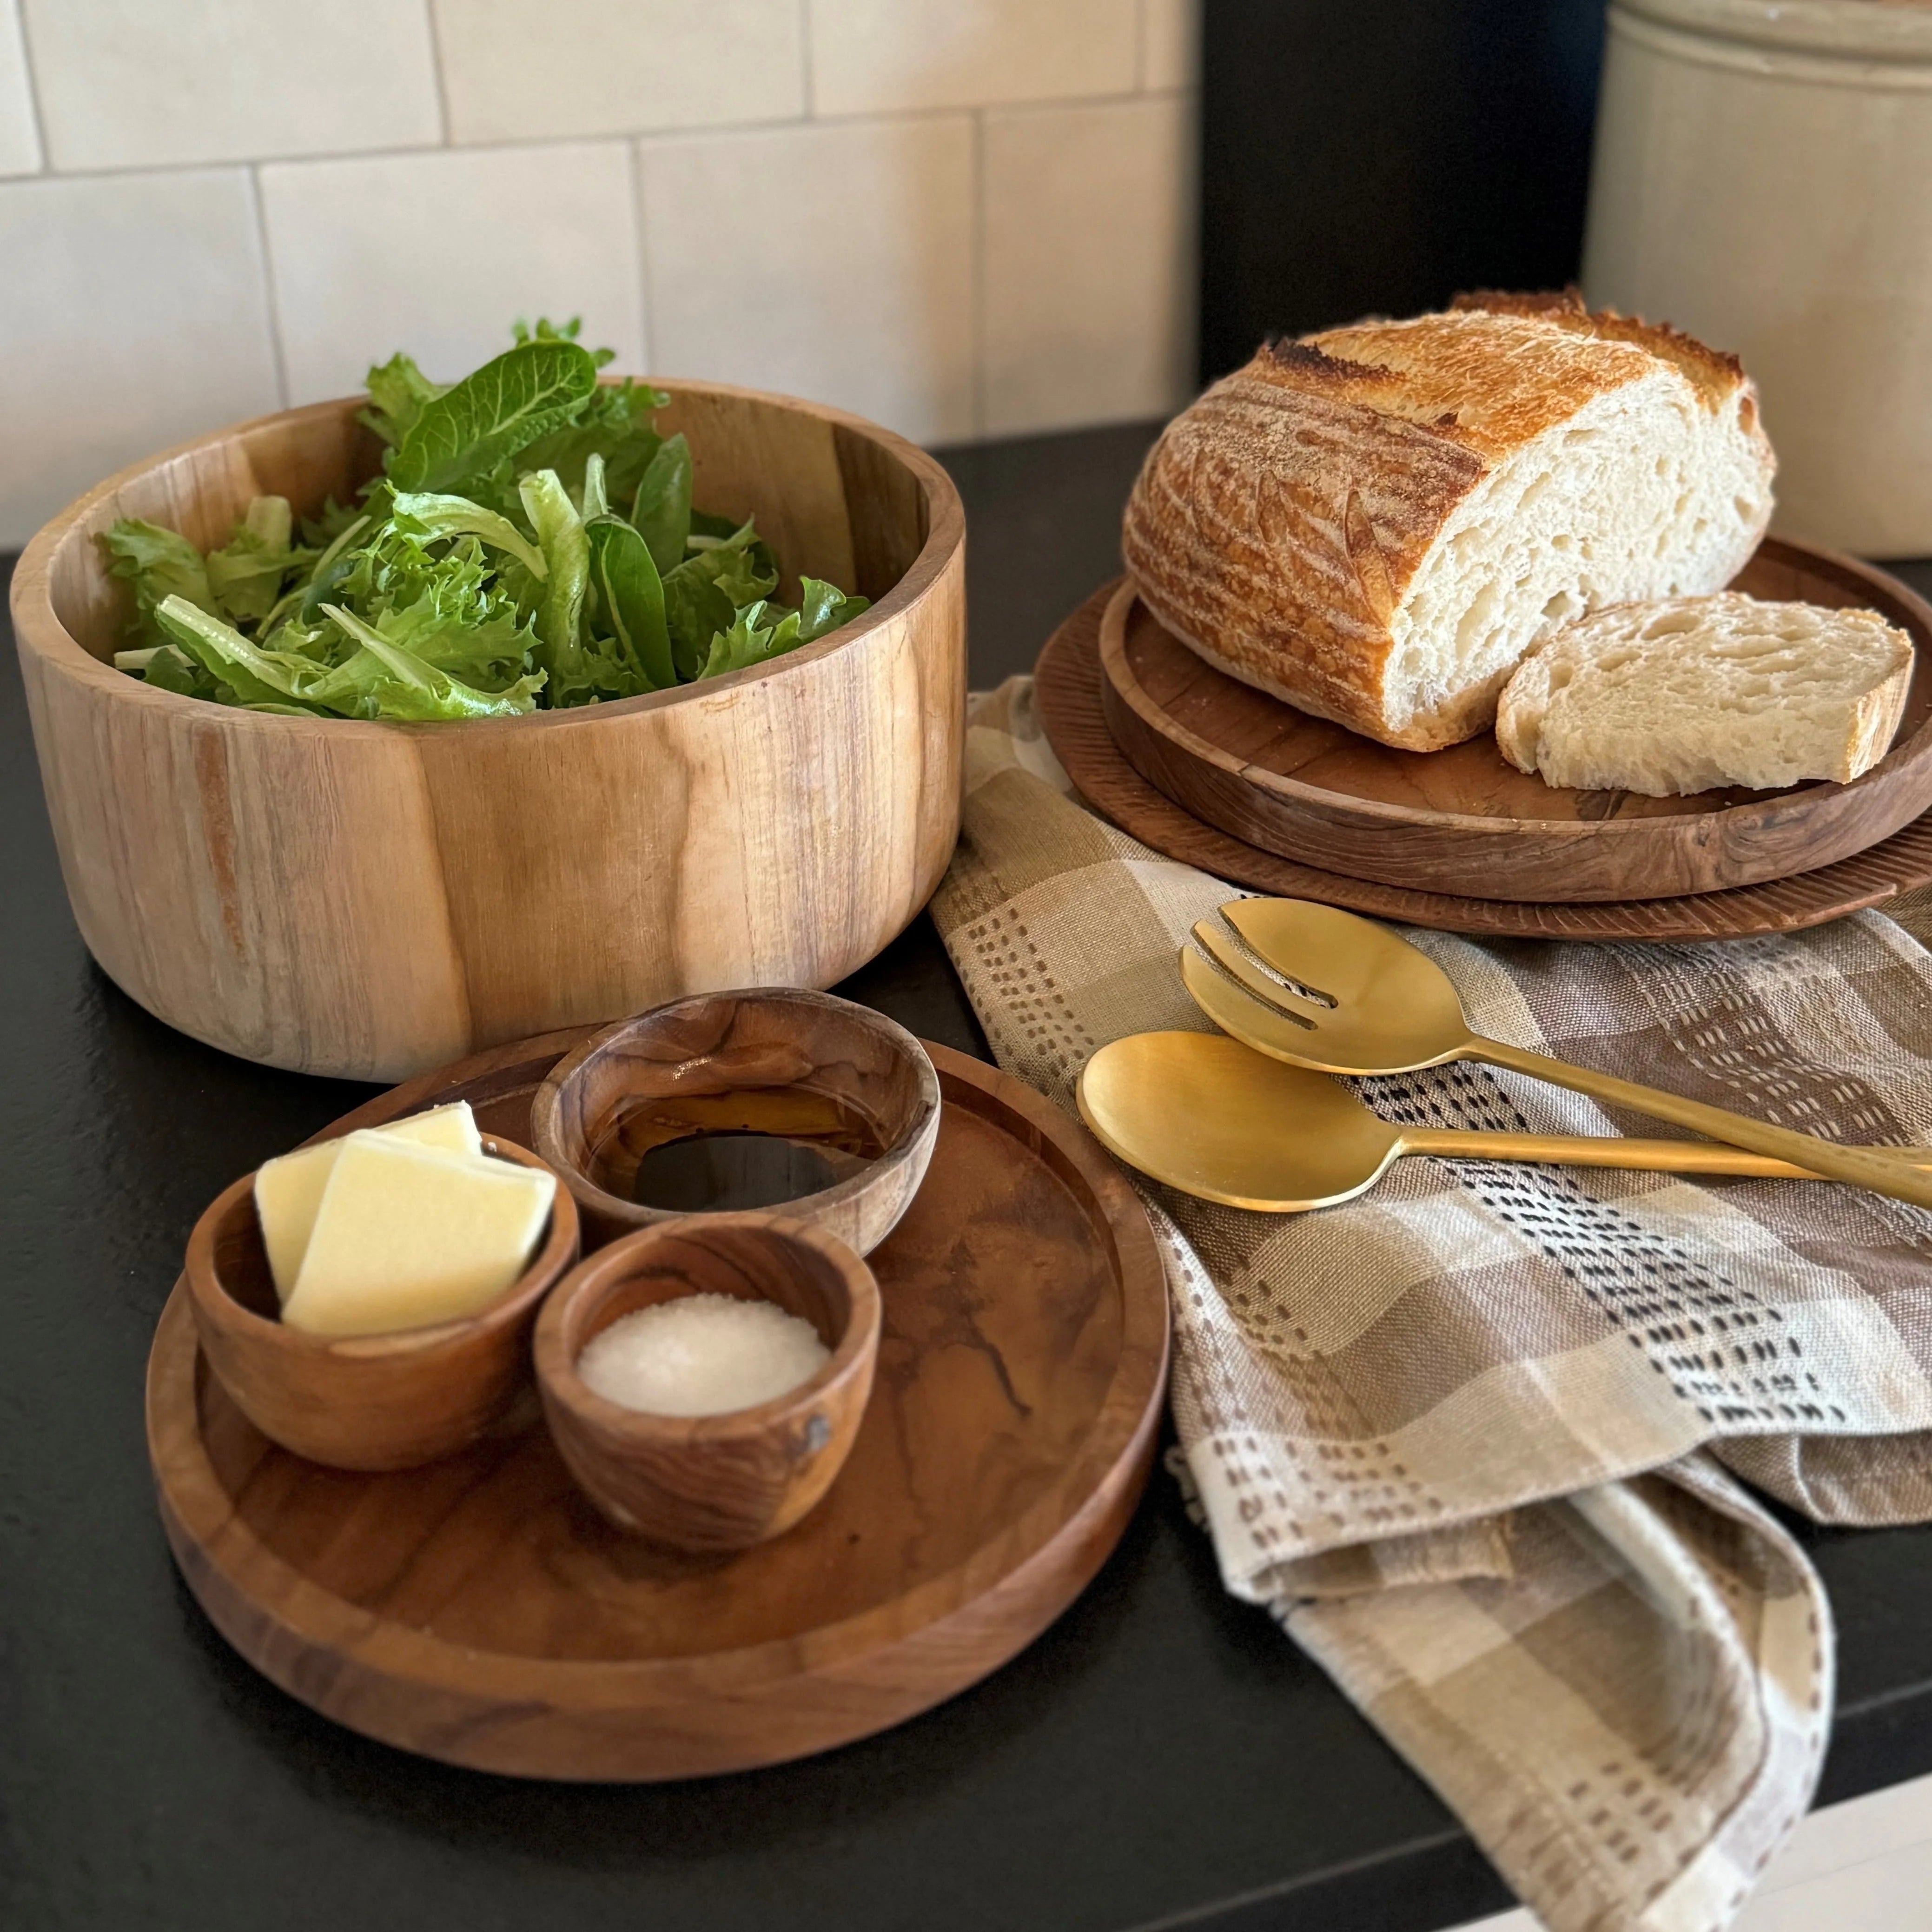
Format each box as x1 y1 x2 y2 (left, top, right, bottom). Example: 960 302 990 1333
10 382 966 1080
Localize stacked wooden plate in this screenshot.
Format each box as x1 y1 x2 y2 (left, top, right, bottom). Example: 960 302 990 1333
1035 539 1932 941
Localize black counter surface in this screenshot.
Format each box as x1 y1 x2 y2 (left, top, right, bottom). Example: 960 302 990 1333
7 429 1932 1932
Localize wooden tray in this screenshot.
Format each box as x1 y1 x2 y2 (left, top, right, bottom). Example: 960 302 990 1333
1038 584 1932 941
1100 539 1932 902
146 1030 1169 1781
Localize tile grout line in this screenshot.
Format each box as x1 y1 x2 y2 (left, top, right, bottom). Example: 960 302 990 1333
627 139 658 377
245 164 292 410
10 0 52 173
1 91 1197 188
421 0 455 146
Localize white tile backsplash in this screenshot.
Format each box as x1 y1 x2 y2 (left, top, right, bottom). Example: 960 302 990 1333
0 169 280 544
431 0 804 144
0 0 1197 537
0 0 40 176
21 0 441 172
982 94 1194 436
639 116 977 444
1141 0 1200 90
808 0 1137 115
259 143 647 405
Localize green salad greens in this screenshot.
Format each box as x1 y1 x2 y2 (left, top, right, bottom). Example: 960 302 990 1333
103 320 870 720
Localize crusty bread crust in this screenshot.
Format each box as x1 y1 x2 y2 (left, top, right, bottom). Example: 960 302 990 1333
1121 297 1773 751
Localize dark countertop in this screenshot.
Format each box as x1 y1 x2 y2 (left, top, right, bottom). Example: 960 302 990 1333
7 432 1932 1932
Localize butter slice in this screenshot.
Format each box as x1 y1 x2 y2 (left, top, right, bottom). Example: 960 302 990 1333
281 1133 555 1337
254 1102 486 1303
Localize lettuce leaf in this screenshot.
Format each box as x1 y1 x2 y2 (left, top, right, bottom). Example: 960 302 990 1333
153 597 326 710
101 519 216 644
587 515 674 692
631 432 692 573
390 491 548 578
205 496 309 627
319 605 543 719
390 339 600 494
359 352 444 448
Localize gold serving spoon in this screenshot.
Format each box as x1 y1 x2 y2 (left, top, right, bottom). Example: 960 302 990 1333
1179 898 1932 1211
1078 1032 1930 1212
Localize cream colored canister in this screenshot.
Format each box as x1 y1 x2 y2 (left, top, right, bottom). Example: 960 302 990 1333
1583 0 1932 555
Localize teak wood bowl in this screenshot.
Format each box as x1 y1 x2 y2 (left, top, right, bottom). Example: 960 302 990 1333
1100 540 1932 902
534 1213 880 1551
12 380 965 1082
182 1136 579 1471
529 987 941 1253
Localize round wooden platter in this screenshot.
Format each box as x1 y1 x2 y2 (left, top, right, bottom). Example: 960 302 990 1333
1100 538 1932 902
1037 584 1932 941
146 1030 1169 1781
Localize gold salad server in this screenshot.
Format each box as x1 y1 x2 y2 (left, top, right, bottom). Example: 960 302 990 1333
1078 1032 1932 1213
1179 898 1932 1212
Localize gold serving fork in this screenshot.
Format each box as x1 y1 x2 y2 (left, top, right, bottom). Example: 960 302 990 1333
1180 898 1932 1211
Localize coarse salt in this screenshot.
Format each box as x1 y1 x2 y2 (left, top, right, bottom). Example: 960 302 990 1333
576 1292 831 1417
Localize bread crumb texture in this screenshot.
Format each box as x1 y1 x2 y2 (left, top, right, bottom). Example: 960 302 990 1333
1495 593 1913 795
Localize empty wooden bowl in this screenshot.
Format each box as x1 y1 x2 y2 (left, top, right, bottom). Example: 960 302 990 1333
533 1212 880 1551
529 988 941 1253
13 380 965 1081
182 1136 579 1471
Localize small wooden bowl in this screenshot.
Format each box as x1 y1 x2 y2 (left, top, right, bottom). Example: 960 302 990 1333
183 1136 579 1472
533 1212 880 1551
529 988 941 1253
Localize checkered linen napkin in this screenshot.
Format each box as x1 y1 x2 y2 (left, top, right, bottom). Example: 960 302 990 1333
928 675 1932 1932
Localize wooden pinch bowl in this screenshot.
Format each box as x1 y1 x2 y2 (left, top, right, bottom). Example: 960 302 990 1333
534 1213 880 1552
12 379 965 1082
182 1136 579 1471
529 987 941 1253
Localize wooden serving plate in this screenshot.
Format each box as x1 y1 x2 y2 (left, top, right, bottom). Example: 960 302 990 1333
146 1030 1169 1781
1101 539 1932 902
1038 584 1932 941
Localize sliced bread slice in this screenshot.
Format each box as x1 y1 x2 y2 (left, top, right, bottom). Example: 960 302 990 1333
1495 593 1913 795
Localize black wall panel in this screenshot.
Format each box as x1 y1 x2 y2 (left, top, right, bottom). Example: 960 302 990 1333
1199 0 1608 381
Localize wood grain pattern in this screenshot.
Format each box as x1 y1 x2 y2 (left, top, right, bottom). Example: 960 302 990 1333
535 1214 880 1551
146 1034 1170 1780
182 1137 580 1472
1038 583 1932 942
530 988 940 1253
1102 540 1932 901
11 381 966 1082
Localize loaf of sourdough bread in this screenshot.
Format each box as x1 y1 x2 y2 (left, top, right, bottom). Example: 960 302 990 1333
1495 594 1912 795
1121 291 1777 751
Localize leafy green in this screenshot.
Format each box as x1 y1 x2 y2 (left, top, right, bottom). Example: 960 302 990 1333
205 495 308 626
154 597 324 710
631 433 692 573
518 469 592 695
102 519 215 644
587 515 674 691
695 579 872 681
319 605 544 719
104 318 872 721
359 353 444 449
389 339 600 494
390 491 548 578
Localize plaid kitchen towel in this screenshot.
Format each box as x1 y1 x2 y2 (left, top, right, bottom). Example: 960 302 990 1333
929 668 1932 1932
